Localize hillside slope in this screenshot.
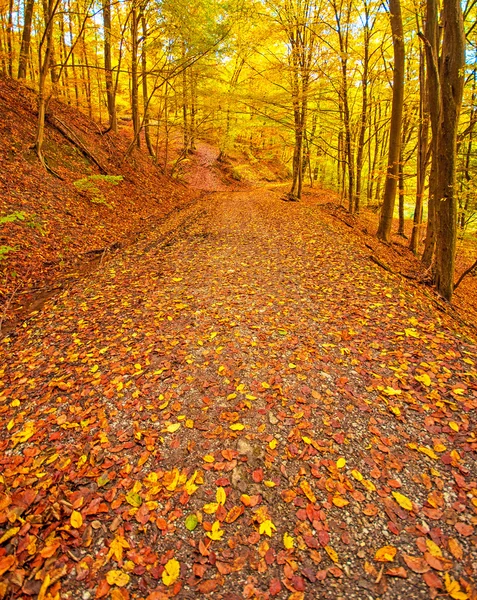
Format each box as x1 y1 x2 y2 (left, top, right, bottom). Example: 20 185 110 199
0 77 192 330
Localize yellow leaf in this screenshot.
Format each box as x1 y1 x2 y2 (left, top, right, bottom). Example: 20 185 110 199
449 421 459 432
207 520 224 540
229 423 244 431
332 496 349 507
418 446 438 460
107 535 130 563
203 454 215 463
90 364 99 373
325 545 339 563
426 539 442 558
259 519 276 537
452 388 464 396
162 558 180 586
185 419 194 429
37 573 51 600
261 382 270 389
106 570 130 587
383 386 401 396
269 439 278 450
0 527 19 545
362 479 376 492
375 545 397 562
336 457 346 469
283 532 295 549
390 406 401 416
10 399 20 407
70 510 83 529
166 423 181 433
434 443 447 453
246 394 256 400
264 480 276 487
7 419 14 431
302 436 312 445
351 469 363 481
404 328 419 338
203 502 219 514
11 421 35 447
288 363 297 369
172 277 183 282
444 573 468 600
300 479 316 503
415 373 431 386
216 487 226 506
392 491 413 511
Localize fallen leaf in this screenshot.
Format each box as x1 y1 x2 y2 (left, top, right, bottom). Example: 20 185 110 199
392 491 413 511
70 510 83 529
106 570 130 587
162 558 180 586
375 545 397 562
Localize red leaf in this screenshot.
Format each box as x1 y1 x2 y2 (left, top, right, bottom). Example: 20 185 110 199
252 468 264 483
269 578 282 596
423 571 443 589
385 567 408 578
402 554 430 574
455 522 474 536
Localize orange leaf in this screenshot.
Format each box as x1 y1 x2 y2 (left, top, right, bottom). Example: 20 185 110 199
225 505 244 523
375 545 397 562
448 538 463 560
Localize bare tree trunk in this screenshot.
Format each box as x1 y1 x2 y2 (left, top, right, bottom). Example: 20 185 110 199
103 0 117 131
433 0 465 300
410 35 429 254
421 0 440 267
34 0 57 165
377 0 405 241
332 0 354 211
18 0 35 79
397 148 405 235
131 2 140 148
181 39 190 153
141 13 155 158
355 2 371 213
6 0 13 77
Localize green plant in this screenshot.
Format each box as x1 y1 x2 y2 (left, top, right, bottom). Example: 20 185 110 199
0 211 27 225
73 175 123 207
0 245 18 262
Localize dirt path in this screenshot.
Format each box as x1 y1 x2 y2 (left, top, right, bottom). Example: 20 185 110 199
1 188 476 600
183 143 236 192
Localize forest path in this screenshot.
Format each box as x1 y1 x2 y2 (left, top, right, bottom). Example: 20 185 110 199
1 187 476 600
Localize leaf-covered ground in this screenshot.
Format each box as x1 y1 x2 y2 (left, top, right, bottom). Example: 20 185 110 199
1 185 476 600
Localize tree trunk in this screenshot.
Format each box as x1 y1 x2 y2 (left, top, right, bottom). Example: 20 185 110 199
18 0 35 79
355 4 371 214
103 0 116 131
131 3 140 148
377 0 405 241
6 0 13 77
34 0 56 164
433 0 466 300
397 149 405 235
410 37 429 254
141 14 155 158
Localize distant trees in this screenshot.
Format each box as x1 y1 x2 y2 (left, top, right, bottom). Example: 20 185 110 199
0 0 474 299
